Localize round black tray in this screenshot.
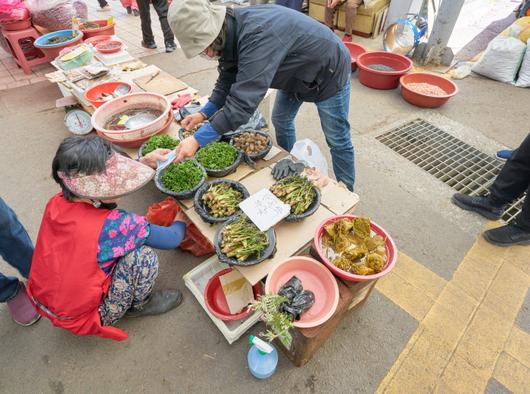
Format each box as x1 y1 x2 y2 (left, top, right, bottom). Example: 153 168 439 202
137 135 180 159
154 159 206 200
195 149 242 178
194 180 250 224
214 215 277 267
229 130 272 161
271 183 322 222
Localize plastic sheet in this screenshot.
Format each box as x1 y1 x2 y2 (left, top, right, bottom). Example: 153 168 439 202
277 276 315 321
0 0 29 23
26 0 87 32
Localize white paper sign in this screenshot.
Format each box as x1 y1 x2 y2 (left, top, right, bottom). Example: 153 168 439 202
239 189 290 231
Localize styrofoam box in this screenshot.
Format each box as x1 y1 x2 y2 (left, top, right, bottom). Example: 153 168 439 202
183 255 263 344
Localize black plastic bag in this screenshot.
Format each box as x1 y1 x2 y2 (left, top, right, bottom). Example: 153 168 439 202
278 275 303 303
278 275 315 321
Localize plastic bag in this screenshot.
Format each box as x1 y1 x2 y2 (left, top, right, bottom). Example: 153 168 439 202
472 37 526 84
26 0 87 31
290 138 329 177
516 44 530 88
0 0 29 22
146 197 215 257
235 109 268 133
277 275 315 321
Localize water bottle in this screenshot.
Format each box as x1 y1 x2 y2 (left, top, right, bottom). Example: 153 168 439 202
247 335 278 379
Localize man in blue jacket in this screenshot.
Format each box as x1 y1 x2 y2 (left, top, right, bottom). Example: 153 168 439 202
168 0 355 190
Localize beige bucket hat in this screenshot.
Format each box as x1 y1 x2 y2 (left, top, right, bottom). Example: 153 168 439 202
168 0 227 59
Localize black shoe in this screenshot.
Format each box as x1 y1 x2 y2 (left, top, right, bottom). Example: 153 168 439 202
451 194 505 220
133 9 139 16
165 41 177 53
126 289 183 318
126 6 132 14
141 41 157 49
483 224 530 246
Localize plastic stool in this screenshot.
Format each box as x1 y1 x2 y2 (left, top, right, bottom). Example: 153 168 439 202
1 27 50 75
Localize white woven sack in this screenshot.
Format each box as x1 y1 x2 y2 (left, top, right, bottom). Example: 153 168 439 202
515 43 530 87
472 37 526 84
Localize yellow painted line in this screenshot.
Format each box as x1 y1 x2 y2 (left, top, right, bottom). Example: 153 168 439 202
505 327 530 369
376 225 530 394
493 352 530 394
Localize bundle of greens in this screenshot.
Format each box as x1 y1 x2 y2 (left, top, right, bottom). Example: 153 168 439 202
220 215 269 262
322 216 387 276
160 161 204 193
251 294 293 345
270 175 315 215
142 134 179 156
196 142 238 170
202 183 243 218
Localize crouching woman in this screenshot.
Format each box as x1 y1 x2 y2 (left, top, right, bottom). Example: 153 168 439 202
27 136 186 341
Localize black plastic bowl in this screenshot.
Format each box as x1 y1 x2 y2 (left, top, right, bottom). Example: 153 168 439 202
194 180 250 224
137 135 179 159
280 185 322 222
195 147 242 178
214 215 277 267
230 130 273 161
154 159 206 200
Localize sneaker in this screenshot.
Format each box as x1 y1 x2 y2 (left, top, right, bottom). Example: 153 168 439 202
126 6 132 14
126 289 183 318
483 223 530 246
165 41 177 53
451 193 505 220
97 5 111 12
133 9 140 16
342 34 353 42
141 41 157 49
495 149 513 161
6 283 41 326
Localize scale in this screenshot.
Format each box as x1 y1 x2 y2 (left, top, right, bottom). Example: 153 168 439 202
64 108 93 135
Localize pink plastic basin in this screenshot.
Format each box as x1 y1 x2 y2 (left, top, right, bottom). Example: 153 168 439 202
265 256 339 328
314 215 397 282
91 92 171 141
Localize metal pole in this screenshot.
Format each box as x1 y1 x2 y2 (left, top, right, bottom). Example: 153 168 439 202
418 0 465 65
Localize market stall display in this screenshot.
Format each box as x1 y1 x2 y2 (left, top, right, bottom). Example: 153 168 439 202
84 81 133 108
139 134 179 156
34 29 83 58
230 130 272 160
400 72 458 108
79 19 115 38
194 180 250 224
270 175 321 221
56 44 92 70
195 141 242 177
155 159 206 199
357 51 413 89
95 40 122 54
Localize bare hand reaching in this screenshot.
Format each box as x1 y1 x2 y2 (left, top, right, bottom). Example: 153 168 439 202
181 113 205 131
175 136 200 162
139 148 171 169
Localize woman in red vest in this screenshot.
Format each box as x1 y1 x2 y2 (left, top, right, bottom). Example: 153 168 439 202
27 136 187 341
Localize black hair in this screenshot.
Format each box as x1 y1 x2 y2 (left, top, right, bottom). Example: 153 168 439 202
52 135 112 200
210 18 228 53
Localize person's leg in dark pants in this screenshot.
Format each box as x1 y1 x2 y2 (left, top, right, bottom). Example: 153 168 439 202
151 0 176 51
137 0 156 48
97 0 110 11
272 90 304 152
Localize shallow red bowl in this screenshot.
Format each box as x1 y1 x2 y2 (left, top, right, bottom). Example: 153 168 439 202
313 215 397 282
95 111 173 148
357 51 413 89
343 42 367 72
95 40 122 54
84 81 133 108
204 268 263 321
265 256 339 328
84 34 113 47
400 72 458 108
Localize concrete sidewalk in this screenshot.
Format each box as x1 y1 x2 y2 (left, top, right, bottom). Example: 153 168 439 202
0 48 528 393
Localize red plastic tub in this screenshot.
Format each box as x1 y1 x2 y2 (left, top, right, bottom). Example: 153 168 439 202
84 81 133 108
357 51 413 89
80 20 115 39
204 268 263 321
400 72 458 108
343 42 367 72
0 18 31 31
313 215 397 282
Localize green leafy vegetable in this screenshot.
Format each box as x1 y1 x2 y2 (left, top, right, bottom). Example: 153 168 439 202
252 294 293 344
142 134 180 156
196 142 238 170
202 183 243 217
160 160 204 192
270 175 315 215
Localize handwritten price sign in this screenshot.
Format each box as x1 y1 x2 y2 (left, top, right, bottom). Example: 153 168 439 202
239 189 291 231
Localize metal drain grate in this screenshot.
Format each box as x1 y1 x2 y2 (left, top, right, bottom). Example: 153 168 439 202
376 119 524 223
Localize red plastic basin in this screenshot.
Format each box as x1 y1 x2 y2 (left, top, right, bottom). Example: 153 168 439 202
95 40 123 54
80 20 115 39
0 18 31 31
343 42 367 72
84 35 113 47
265 256 339 328
84 81 133 108
204 268 263 321
313 215 397 282
400 72 458 108
357 51 413 89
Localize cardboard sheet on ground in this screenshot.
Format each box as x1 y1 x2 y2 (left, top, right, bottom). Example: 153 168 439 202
320 183 360 215
134 70 188 96
219 270 255 314
235 205 335 285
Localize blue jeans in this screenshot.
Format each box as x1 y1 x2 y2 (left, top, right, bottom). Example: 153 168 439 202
272 82 355 190
275 0 304 11
0 198 34 302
